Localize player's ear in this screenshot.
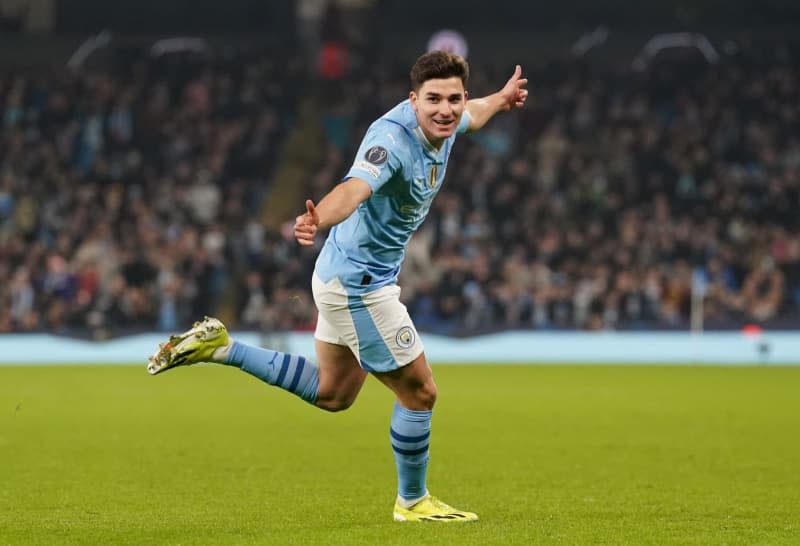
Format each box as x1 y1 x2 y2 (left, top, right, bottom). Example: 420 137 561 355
409 90 418 111
464 90 468 101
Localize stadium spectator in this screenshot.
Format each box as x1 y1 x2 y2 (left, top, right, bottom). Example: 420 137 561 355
0 45 302 337
2 37 799 335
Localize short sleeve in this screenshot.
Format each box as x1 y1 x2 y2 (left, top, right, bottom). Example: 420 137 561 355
456 109 472 135
345 124 403 193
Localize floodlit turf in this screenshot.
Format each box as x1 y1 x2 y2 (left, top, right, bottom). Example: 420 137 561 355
1 364 799 545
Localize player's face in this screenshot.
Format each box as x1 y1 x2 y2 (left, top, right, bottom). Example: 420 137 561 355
410 77 467 147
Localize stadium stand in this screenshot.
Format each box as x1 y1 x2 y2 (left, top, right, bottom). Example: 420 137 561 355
1 32 798 336
0 44 304 337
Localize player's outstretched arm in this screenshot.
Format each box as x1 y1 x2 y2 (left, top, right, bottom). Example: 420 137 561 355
294 177 372 246
465 64 528 132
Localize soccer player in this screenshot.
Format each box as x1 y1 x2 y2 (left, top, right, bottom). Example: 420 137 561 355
148 51 528 522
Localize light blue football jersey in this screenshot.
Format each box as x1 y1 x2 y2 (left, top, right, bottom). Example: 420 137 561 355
314 99 471 294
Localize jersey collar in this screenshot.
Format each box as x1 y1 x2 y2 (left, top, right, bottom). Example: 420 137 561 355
413 126 443 158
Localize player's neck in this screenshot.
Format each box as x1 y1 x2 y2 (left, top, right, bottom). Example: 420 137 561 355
414 126 444 152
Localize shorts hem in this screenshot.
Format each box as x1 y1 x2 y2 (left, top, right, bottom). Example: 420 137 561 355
314 334 346 346
368 346 424 374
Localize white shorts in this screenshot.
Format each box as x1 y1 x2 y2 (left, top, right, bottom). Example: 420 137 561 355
312 274 424 373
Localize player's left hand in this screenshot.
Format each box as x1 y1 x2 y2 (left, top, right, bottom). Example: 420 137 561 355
499 65 528 110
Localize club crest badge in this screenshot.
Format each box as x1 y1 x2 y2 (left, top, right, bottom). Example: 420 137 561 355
396 326 415 348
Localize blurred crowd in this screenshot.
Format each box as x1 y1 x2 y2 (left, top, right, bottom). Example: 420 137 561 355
0 45 303 337
2 37 799 336
302 39 800 333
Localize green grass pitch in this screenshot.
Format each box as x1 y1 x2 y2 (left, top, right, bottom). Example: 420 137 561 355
1 364 799 545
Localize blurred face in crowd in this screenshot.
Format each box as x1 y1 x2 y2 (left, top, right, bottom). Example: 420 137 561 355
409 77 467 148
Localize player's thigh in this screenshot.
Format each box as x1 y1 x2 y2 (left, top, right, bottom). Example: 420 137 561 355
372 351 437 410
313 303 368 407
314 336 367 397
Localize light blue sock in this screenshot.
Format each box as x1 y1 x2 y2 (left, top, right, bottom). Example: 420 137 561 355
390 402 432 501
224 341 319 404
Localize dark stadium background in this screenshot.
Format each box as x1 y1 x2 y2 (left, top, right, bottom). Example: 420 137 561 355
1 0 800 338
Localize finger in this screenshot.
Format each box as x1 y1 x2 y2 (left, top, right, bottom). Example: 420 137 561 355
297 229 316 242
294 230 315 244
305 199 316 216
295 214 313 226
510 64 522 81
516 78 528 87
294 222 311 233
295 222 316 232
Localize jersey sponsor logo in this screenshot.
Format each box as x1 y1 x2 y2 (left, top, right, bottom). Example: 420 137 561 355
396 326 415 348
353 160 381 179
365 145 389 165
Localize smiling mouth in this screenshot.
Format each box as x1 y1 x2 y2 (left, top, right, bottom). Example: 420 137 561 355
433 119 454 127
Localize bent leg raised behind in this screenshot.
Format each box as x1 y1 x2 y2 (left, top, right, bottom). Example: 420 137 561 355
147 317 367 411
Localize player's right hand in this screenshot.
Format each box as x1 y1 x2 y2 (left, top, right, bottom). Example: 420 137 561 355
294 199 320 246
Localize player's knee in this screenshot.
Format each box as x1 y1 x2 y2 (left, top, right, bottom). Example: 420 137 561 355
317 394 356 412
411 380 437 410
422 381 438 408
